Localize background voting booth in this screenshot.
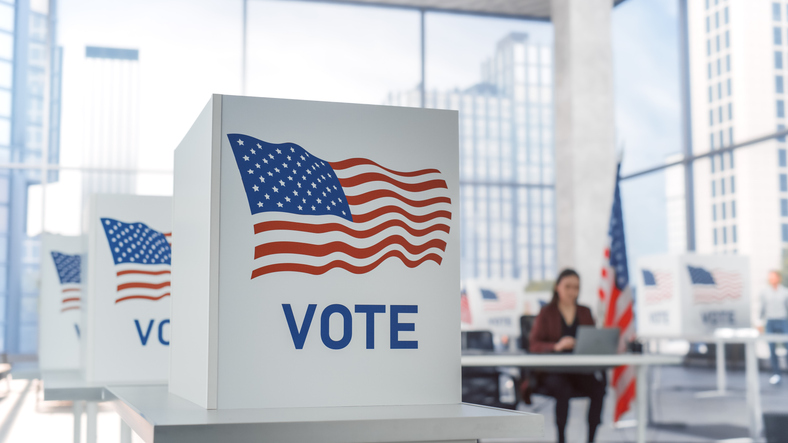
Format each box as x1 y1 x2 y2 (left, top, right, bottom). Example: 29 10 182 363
83 194 172 383
635 254 750 337
39 234 83 371
460 280 549 339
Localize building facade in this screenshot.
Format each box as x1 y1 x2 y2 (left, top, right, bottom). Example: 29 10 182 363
385 33 556 283
1 0 63 354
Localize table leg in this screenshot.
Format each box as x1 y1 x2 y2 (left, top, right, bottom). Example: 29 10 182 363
636 364 648 443
73 400 83 443
716 338 727 394
120 417 132 443
745 339 762 439
86 401 98 443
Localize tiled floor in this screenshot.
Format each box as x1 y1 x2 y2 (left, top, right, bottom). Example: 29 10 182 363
0 365 786 443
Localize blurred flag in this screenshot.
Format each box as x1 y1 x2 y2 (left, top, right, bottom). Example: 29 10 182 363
687 265 743 304
481 288 516 311
100 218 172 303
227 134 452 279
598 163 636 422
461 289 472 324
641 269 673 305
51 251 82 312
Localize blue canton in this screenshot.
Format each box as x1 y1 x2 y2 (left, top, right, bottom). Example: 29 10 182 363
227 134 353 222
607 164 630 290
687 265 716 285
100 218 171 265
642 269 656 286
51 252 81 284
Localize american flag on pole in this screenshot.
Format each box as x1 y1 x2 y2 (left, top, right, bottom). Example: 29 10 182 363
642 269 673 305
227 134 452 278
51 251 82 313
100 218 172 303
687 265 743 304
598 163 636 422
460 288 472 324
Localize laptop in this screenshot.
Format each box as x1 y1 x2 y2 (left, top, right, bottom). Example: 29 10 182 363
573 326 620 355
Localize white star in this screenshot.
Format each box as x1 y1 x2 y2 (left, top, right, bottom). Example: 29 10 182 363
317 198 322 204
333 185 337 190
317 178 322 183
279 180 285 186
265 194 270 200
326 187 332 193
243 155 249 161
272 186 279 193
285 196 291 202
269 154 274 159
298 205 303 210
293 190 298 196
287 155 292 160
311 206 316 211
307 190 312 196
274 168 280 173
342 211 346 215
263 158 268 164
268 172 274 176
302 175 306 180
307 170 312 175
297 182 302 188
277 202 283 207
283 163 288 168
291 147 295 152
322 192 326 197
311 182 317 188
250 148 256 154
252 185 259 192
237 139 244 145
255 163 260 168
257 143 262 148
301 155 305 160
326 206 331 210
257 202 263 207
302 198 306 203
276 148 282 154
259 176 265 183
292 169 297 175
247 169 253 174
331 201 336 206
288 176 294 181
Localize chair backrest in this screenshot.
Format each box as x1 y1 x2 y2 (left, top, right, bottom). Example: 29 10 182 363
462 330 494 351
764 413 788 443
520 315 537 351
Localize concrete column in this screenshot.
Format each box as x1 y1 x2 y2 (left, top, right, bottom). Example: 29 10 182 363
552 0 617 305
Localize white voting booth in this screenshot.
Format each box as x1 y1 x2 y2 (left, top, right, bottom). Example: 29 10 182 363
83 194 172 383
461 280 549 338
635 254 750 337
39 234 83 371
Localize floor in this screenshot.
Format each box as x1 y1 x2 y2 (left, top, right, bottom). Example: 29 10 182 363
0 365 785 443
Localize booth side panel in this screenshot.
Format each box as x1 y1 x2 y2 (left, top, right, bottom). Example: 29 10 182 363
169 96 222 409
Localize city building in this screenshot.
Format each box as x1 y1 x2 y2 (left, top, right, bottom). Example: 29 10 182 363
81 46 139 201
385 33 555 283
665 154 688 254
685 0 783 301
1 0 63 354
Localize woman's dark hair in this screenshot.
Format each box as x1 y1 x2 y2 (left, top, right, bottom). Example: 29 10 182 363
550 268 580 305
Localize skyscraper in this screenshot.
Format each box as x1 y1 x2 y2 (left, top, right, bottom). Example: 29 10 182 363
386 33 555 283
1 0 63 354
686 0 783 299
81 46 139 201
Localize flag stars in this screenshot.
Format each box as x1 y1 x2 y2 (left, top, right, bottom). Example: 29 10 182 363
298 205 303 210
311 182 317 188
277 202 283 208
322 192 326 197
288 176 294 181
282 163 288 168
311 206 316 211
243 155 249 161
297 162 301 167
307 190 312 196
264 194 270 200
317 198 322 204
290 147 295 152
297 182 302 188
285 196 291 202
263 159 268 164
274 168 280 173
237 139 244 145
276 148 282 154
287 155 292 160
250 148 256 154
272 186 279 193
257 202 263 208
259 176 265 183
252 185 259 192
267 172 273 177
247 169 253 174
279 180 285 186
257 143 262 149
307 170 312 175
255 163 260 168
293 190 298 196
301 155 305 160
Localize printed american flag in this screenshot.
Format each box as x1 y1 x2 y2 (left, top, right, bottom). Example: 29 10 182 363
460 289 472 324
598 163 636 423
227 134 452 278
480 288 516 311
100 218 172 303
51 251 82 313
642 269 673 305
687 265 743 304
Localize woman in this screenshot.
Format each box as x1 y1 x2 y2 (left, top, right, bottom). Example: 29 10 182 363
529 269 607 443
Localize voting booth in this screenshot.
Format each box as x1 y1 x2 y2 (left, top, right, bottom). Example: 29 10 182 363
39 233 83 371
83 194 172 382
170 95 459 410
460 280 548 337
635 254 750 337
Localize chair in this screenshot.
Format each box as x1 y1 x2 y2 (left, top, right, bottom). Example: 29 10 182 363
461 330 517 409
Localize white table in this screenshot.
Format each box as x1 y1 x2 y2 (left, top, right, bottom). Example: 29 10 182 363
461 353 683 443
108 384 544 443
42 370 165 443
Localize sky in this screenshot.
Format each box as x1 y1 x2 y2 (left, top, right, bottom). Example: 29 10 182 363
29 0 683 281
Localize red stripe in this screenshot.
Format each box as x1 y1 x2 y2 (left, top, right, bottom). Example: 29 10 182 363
337 173 447 192
617 304 634 331
612 365 627 386
62 287 80 293
254 219 450 238
353 206 452 224
115 293 171 303
254 236 447 260
117 281 171 291
61 306 80 312
604 285 621 327
251 251 443 279
62 297 81 303
329 158 440 177
345 190 451 208
117 269 171 276
614 378 636 422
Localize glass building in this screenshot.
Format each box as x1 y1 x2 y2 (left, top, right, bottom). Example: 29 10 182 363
386 32 555 283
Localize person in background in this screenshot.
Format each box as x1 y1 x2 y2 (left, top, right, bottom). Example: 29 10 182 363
529 269 606 443
759 269 788 385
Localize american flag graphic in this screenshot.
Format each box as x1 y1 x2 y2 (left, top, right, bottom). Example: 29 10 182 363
100 218 172 303
598 163 636 423
460 289 472 324
227 134 452 278
642 269 673 305
51 251 81 313
480 288 516 311
687 265 743 304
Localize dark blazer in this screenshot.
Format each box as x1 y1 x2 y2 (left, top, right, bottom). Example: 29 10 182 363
529 303 595 353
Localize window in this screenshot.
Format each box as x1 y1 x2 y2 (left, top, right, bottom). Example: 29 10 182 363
777 51 784 69
779 100 786 118
780 148 787 166
722 202 727 219
729 127 734 145
717 59 722 75
725 30 730 48
727 78 732 95
711 132 716 149
714 228 718 245
716 12 720 29
710 110 714 126
713 204 717 221
708 63 712 79
707 39 712 56
783 224 788 242
731 176 735 193
776 27 783 45
724 6 728 24
780 124 787 142
716 35 721 52
728 103 733 120
723 226 727 244
709 86 713 102
779 76 785 93
712 180 716 196
729 151 735 168
711 155 716 172
782 198 788 216
721 178 726 194
720 129 724 146
707 16 711 33
781 173 788 191
719 106 723 123
726 55 731 72
732 200 736 218
720 153 726 171
732 225 737 243
775 3 782 21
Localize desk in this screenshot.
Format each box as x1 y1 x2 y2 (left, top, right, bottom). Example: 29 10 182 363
108 384 543 443
42 370 165 443
461 353 682 443
642 332 788 439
